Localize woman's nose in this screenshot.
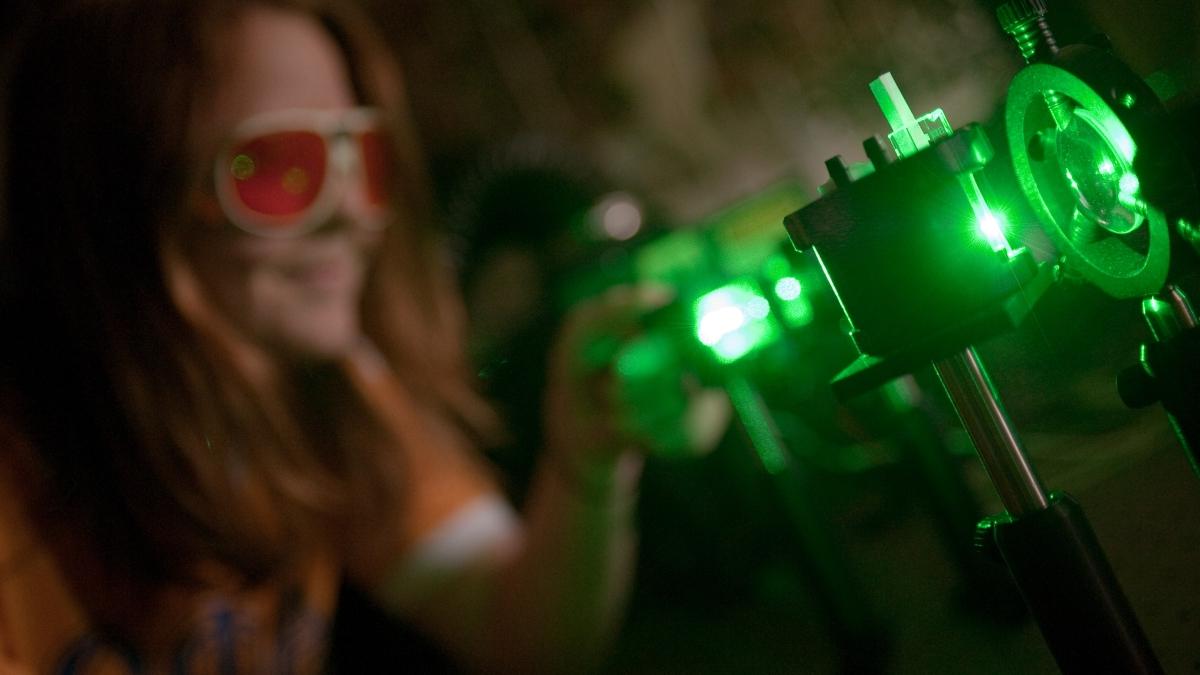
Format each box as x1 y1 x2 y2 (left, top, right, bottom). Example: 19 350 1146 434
322 138 387 232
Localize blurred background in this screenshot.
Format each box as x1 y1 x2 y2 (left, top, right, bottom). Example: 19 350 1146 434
5 0 1200 672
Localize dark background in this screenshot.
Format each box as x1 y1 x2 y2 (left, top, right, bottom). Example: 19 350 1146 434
4 1 1200 673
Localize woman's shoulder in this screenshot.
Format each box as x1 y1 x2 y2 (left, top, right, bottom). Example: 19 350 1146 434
337 341 516 575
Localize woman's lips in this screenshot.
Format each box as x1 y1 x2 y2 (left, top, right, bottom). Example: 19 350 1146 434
279 255 358 293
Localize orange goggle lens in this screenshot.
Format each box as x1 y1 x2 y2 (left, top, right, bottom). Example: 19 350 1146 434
225 129 389 233
229 131 327 221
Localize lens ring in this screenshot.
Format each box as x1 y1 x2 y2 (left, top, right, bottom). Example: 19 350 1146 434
1005 63 1168 299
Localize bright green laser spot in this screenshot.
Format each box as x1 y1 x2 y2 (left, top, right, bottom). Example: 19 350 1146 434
958 169 1012 254
1098 158 1115 176
774 277 802 301
697 306 744 346
1091 109 1137 164
979 211 1008 251
1064 169 1081 192
716 333 751 363
1119 92 1137 109
1118 172 1144 212
694 281 781 364
746 297 770 320
1119 172 1140 196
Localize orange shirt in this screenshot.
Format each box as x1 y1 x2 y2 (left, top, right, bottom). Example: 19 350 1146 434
0 352 503 674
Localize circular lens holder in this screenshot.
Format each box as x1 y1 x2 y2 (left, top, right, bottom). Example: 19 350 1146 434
1006 46 1171 298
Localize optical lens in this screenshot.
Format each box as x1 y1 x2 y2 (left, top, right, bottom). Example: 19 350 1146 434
1054 109 1143 236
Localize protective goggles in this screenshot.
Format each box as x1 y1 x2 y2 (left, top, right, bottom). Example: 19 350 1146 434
214 107 391 237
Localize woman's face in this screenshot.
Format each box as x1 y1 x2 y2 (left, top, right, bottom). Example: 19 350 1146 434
185 5 385 360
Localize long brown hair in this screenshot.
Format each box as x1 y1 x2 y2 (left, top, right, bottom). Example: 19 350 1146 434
1 0 490 624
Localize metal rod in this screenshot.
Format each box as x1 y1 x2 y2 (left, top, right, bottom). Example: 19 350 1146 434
725 375 790 475
933 346 1049 516
1142 285 1196 341
1164 284 1196 331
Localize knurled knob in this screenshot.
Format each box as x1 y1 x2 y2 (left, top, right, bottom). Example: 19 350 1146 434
974 513 1013 563
996 0 1047 34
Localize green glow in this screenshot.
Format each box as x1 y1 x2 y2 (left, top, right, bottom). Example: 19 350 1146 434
762 254 792 282
1144 71 1179 102
634 230 705 286
916 108 952 142
697 306 746 346
1064 169 1081 192
282 167 309 194
1117 172 1144 212
726 376 789 475
958 172 1012 254
1051 108 1144 236
231 154 256 180
868 72 954 162
1178 218 1200 247
761 255 811 328
867 73 1014 256
1144 296 1170 315
616 333 674 380
716 333 752 363
1086 107 1137 164
779 295 814 328
580 335 622 369
1119 173 1140 196
1119 92 1137 109
979 211 1008 251
774 277 802 301
870 72 919 136
693 281 782 364
746 296 771 320
700 181 808 277
1005 63 1170 299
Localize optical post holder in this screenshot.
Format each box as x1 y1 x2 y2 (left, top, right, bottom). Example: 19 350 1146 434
1119 285 1200 472
785 120 1051 399
783 73 1162 674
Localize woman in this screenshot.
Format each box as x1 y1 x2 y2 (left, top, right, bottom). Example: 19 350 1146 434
0 0 662 672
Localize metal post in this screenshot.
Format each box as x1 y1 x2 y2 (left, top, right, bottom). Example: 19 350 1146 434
934 346 1162 674
933 346 1049 516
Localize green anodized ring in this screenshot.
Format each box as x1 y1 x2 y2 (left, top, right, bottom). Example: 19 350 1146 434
1006 63 1167 299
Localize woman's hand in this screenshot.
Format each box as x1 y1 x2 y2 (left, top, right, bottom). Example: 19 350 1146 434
543 284 730 483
